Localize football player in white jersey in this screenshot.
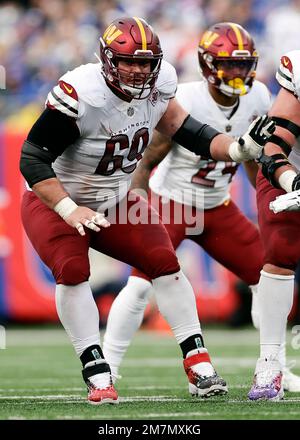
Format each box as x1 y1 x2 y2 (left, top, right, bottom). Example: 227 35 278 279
104 22 300 395
19 17 274 405
248 51 300 401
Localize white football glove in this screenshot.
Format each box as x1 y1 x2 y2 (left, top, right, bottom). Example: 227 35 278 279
269 189 300 213
229 115 276 162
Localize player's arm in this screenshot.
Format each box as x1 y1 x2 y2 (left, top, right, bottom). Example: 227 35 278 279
131 130 172 193
243 160 259 189
156 98 275 163
19 108 109 235
259 87 300 192
20 108 79 207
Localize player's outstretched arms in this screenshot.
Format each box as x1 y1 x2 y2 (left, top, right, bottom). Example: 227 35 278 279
156 98 275 162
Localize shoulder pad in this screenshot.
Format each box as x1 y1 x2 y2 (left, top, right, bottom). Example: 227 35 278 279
46 79 80 118
276 51 299 95
175 82 200 113
46 64 108 116
156 60 177 100
250 80 272 112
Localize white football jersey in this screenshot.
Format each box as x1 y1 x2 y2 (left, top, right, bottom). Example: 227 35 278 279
46 60 177 211
150 80 271 209
276 50 300 172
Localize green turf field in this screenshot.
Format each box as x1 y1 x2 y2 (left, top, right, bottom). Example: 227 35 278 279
0 327 299 420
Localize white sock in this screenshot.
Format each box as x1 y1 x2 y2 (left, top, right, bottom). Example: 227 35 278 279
278 340 286 369
258 270 294 360
55 282 101 357
152 270 201 344
103 276 152 375
251 282 287 367
250 284 260 329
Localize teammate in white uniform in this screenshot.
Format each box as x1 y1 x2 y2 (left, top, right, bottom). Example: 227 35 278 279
104 23 300 394
20 17 274 404
248 50 300 400
149 78 269 209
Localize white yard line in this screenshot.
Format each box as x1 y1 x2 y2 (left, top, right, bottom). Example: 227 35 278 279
1 394 300 403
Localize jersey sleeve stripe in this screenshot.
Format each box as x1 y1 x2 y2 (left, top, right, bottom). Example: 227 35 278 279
278 64 293 82
53 85 79 108
276 69 295 93
47 91 79 117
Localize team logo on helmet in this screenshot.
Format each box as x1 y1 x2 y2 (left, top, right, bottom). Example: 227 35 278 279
103 25 123 45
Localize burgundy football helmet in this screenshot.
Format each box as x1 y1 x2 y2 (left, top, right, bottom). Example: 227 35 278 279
198 22 258 97
100 17 163 100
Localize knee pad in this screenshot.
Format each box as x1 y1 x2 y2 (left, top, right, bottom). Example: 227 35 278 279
127 276 152 302
54 256 90 285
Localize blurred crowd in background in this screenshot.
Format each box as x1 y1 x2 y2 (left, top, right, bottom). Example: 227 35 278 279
2 0 300 119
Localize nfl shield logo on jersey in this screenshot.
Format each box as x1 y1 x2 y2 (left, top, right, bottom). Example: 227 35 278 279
149 88 159 106
127 107 134 116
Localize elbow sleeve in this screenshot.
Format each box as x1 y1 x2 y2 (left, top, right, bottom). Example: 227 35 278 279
19 141 57 187
20 108 81 187
172 115 220 158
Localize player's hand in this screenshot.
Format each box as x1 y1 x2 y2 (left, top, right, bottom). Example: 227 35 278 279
229 115 276 162
269 189 300 213
65 206 110 236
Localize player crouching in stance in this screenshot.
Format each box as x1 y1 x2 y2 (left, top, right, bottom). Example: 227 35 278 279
248 50 300 401
19 17 274 404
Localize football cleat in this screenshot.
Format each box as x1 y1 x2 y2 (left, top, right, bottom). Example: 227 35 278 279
248 357 284 401
82 361 119 405
183 348 228 398
283 366 300 392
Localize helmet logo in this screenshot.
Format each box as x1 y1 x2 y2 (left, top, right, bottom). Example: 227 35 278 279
103 24 123 45
199 31 219 49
